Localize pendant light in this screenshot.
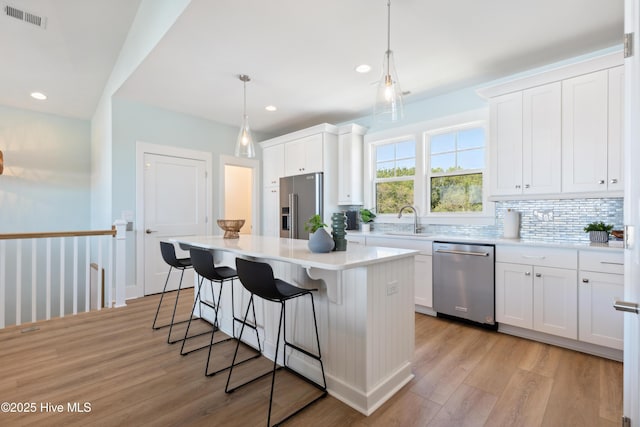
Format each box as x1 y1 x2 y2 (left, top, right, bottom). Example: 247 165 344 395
374 0 404 122
234 74 256 158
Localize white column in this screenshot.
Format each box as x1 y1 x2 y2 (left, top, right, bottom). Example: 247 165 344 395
114 220 127 308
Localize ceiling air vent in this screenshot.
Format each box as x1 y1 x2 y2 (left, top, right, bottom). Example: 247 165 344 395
4 4 47 29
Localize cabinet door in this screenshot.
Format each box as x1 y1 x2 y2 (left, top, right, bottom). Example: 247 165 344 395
338 132 363 205
263 144 284 187
533 266 578 339
561 70 609 193
262 186 279 237
496 262 533 328
578 271 624 349
607 66 624 192
414 254 432 308
284 134 323 176
522 82 561 194
489 92 523 196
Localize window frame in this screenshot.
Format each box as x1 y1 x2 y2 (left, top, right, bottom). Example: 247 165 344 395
372 136 417 215
363 109 494 225
425 121 489 217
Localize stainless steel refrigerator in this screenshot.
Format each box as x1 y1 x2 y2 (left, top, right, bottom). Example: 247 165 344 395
279 172 323 240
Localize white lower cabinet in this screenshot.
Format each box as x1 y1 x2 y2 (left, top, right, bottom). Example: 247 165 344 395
578 250 624 350
496 245 578 340
414 254 433 308
496 262 533 329
532 266 578 339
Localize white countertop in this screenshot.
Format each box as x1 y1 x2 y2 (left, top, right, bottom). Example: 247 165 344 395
349 231 624 251
170 234 418 271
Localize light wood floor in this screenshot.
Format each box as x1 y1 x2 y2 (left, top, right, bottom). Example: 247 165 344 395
0 290 622 427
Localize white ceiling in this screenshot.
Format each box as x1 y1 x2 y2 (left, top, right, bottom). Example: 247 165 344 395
1 0 624 136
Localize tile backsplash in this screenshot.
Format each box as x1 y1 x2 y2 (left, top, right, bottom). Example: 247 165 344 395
367 197 624 242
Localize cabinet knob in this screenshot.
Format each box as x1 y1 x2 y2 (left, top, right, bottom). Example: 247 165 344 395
535 273 542 278
515 185 521 189
582 278 589 283
524 271 531 276
610 178 618 184
524 184 530 189
599 179 605 184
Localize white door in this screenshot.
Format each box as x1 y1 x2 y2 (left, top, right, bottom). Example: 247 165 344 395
143 153 207 295
532 266 578 340
495 262 533 329
623 0 640 424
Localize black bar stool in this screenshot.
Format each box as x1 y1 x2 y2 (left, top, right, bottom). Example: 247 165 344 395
152 241 194 344
226 258 327 427
182 248 261 376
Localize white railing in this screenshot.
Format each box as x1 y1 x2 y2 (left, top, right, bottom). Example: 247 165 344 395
0 220 126 329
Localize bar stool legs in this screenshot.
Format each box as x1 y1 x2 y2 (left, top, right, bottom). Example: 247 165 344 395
226 291 327 427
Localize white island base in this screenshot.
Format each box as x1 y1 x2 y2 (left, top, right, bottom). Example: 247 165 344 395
173 235 416 415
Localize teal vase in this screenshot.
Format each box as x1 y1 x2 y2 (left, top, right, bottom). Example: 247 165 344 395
331 212 347 251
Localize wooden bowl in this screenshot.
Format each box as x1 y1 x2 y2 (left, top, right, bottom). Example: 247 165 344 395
217 219 245 239
611 230 624 239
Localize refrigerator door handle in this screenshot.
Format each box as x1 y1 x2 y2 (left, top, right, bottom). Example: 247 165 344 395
289 193 297 239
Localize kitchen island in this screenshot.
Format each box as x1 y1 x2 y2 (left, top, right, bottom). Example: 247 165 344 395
171 234 418 415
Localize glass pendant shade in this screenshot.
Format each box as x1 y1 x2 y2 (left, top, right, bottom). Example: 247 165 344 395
374 50 403 122
235 114 255 157
234 74 256 158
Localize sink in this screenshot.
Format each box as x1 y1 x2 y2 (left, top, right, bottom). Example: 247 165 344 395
383 232 432 238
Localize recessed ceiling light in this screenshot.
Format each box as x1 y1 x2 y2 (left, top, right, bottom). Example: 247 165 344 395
355 64 372 73
265 105 277 112
30 92 47 100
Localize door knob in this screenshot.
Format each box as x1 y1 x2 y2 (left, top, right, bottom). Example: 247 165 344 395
613 301 639 313
146 229 157 234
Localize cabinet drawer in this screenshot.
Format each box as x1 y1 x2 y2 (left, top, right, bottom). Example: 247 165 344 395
579 250 624 274
496 245 577 269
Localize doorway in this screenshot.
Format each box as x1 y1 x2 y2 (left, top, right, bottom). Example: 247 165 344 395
219 155 260 236
135 143 213 298
224 165 253 234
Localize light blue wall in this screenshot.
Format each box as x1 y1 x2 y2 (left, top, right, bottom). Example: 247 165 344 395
0 105 91 233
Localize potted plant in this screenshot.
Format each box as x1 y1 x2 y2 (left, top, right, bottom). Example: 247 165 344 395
304 214 334 253
359 208 376 233
584 221 614 243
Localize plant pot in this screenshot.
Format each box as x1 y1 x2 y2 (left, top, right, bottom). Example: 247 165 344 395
308 228 335 253
361 223 371 233
589 230 609 243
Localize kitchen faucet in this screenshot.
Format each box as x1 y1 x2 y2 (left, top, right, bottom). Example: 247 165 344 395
398 205 422 234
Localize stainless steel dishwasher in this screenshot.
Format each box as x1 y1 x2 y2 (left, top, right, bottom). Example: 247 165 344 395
432 241 496 328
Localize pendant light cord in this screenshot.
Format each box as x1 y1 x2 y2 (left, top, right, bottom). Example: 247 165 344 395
386 0 391 77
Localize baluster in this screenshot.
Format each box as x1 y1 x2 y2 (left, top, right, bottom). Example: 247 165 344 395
16 239 22 326
73 236 78 315
46 238 51 320
1 240 5 329
60 238 65 318
31 238 37 323
97 237 102 310
107 235 114 308
85 236 90 312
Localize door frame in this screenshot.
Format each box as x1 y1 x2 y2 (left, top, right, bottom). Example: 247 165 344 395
218 154 260 235
133 142 213 299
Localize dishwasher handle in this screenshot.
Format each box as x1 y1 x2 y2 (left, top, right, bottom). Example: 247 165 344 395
435 249 490 257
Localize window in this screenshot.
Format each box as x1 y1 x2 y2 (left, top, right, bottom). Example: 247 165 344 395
374 139 415 214
428 126 485 213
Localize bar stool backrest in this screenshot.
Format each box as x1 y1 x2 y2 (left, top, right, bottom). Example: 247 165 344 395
190 248 226 281
235 258 281 301
160 241 181 268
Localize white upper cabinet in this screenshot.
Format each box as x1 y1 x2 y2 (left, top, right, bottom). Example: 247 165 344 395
561 70 609 193
284 133 324 176
489 83 562 197
522 82 562 194
607 66 624 192
338 124 366 205
489 92 523 196
480 52 624 198
262 144 284 187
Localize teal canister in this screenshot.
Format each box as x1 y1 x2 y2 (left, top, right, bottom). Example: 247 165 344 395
331 212 348 251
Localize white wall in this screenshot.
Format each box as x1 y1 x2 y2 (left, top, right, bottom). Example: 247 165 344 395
224 164 253 234
0 105 91 232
